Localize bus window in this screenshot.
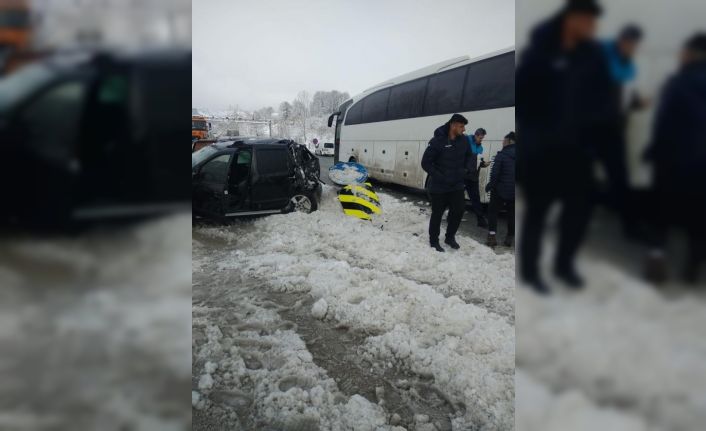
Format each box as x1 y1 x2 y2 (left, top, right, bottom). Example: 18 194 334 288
388 78 427 121
345 100 363 125
423 66 467 116
462 52 515 112
361 89 390 124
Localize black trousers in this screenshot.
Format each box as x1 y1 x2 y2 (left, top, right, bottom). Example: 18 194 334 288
464 179 485 219
487 193 515 236
429 189 465 242
520 187 593 281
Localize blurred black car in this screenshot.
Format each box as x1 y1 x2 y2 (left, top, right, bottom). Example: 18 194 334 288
192 138 322 219
0 49 190 228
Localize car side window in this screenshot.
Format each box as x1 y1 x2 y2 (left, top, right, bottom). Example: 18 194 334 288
20 80 88 161
199 154 232 183
230 150 252 184
256 149 289 176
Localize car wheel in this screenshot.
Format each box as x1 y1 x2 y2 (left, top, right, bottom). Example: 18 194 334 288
289 192 318 214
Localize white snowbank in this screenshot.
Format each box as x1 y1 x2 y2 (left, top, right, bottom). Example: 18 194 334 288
196 185 515 429
517 261 706 430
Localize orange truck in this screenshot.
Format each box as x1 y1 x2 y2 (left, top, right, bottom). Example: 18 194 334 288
192 115 210 141
0 0 31 75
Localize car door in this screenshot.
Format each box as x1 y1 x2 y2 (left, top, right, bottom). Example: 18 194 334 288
250 148 292 210
192 153 233 217
224 149 252 214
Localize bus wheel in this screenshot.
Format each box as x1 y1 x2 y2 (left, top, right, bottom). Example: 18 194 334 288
424 176 432 202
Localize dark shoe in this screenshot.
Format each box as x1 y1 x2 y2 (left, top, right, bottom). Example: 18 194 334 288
430 242 445 253
444 237 460 249
486 233 497 248
477 216 488 228
524 277 551 295
644 252 667 284
554 267 585 289
503 235 514 247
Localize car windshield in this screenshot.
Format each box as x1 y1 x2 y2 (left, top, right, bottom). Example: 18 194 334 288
0 63 54 113
0 9 30 28
192 145 219 168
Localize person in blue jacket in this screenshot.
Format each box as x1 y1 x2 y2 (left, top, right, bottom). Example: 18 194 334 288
597 24 648 239
464 128 489 228
421 114 476 252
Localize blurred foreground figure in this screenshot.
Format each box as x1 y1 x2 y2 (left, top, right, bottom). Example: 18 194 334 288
644 33 706 284
517 0 618 294
598 24 647 237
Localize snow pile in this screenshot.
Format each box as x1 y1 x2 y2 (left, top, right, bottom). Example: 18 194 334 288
1 213 192 430
517 261 706 430
192 293 403 430
196 185 515 429
311 298 328 320
516 370 648 431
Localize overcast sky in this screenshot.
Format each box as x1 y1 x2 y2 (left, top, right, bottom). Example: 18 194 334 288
193 0 514 112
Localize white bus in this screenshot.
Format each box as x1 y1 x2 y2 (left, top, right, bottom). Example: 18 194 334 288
328 47 515 194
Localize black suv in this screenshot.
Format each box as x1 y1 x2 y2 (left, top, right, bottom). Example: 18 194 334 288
0 49 190 228
192 138 322 219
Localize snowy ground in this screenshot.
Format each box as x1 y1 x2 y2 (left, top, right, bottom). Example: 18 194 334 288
0 214 192 430
514 202 706 431
192 185 515 430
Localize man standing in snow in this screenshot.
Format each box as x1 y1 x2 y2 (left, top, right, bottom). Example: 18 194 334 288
517 0 616 293
486 132 517 248
464 128 490 228
421 114 476 252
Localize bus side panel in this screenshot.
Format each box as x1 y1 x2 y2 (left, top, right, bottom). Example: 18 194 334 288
394 140 421 188
373 141 396 182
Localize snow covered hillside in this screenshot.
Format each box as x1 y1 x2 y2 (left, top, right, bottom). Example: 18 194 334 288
192 185 515 430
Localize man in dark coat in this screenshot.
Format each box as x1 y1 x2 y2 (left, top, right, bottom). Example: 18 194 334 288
486 132 516 248
644 33 706 283
421 114 476 252
517 0 617 293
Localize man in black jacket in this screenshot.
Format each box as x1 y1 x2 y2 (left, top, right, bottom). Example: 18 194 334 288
517 0 617 293
486 132 516 248
644 33 706 283
421 114 476 252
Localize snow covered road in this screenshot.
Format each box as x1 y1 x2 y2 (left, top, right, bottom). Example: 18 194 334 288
192 185 515 430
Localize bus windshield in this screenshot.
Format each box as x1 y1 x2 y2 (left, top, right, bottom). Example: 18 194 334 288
192 120 207 130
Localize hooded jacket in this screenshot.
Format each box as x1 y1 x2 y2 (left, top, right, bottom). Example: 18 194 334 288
421 123 476 193
516 13 618 189
486 143 516 200
646 60 706 188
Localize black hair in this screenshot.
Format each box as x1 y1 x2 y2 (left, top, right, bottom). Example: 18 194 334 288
475 128 487 136
448 113 468 125
563 0 602 16
619 24 643 42
505 132 516 142
685 33 706 55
